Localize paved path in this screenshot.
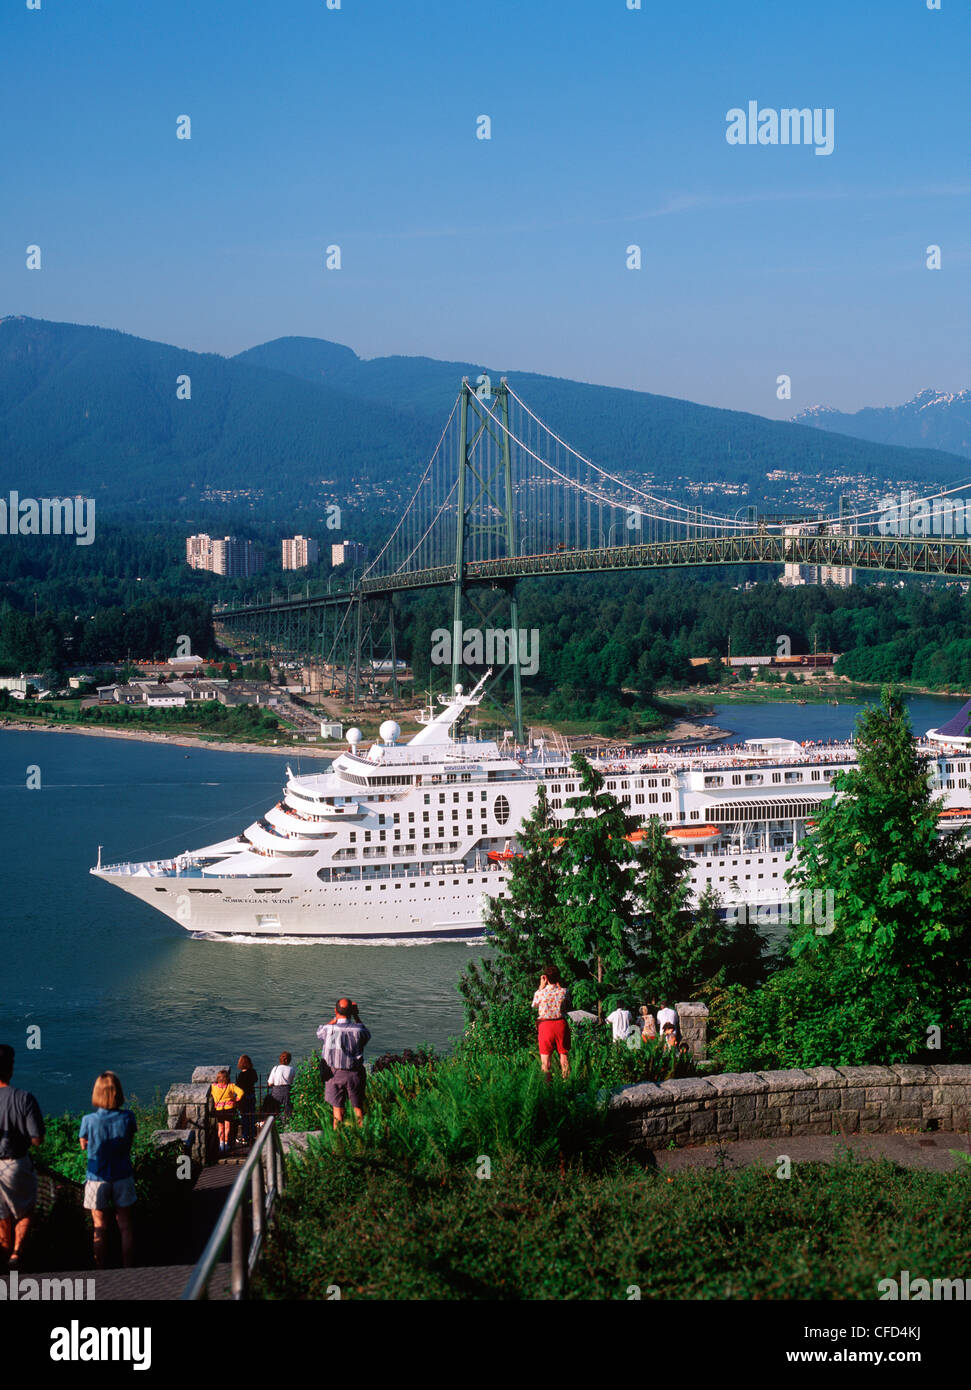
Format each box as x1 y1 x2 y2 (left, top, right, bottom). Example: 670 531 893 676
0 1263 232 1300
653 1130 971 1174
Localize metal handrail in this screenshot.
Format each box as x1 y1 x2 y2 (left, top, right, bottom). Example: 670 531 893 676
181 1116 287 1301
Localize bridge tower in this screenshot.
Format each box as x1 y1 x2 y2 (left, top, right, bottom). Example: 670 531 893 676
451 377 524 743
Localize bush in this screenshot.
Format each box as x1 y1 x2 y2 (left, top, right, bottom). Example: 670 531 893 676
289 1050 613 1174
286 1006 695 1183
708 952 958 1072
567 1021 697 1087
369 1048 437 1075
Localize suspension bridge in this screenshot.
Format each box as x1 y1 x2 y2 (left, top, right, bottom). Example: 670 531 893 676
216 378 971 740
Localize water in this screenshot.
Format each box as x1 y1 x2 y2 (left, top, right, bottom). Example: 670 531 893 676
0 733 479 1115
706 693 964 746
2 694 964 1114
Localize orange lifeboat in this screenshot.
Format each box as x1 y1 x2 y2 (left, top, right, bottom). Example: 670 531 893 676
938 807 971 819
665 825 721 842
487 850 524 862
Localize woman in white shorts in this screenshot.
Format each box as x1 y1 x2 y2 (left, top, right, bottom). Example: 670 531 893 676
78 1072 137 1269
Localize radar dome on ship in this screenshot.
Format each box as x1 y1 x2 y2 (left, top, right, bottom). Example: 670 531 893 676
346 727 363 745
380 720 401 745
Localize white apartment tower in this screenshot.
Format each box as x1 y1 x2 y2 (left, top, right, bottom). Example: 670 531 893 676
282 536 320 570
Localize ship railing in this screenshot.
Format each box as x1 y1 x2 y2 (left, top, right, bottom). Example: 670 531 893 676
98 860 229 879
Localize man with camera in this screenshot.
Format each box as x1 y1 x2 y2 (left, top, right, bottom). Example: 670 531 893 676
316 999 371 1129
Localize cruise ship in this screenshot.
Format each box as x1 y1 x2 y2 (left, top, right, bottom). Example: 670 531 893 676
91 676 971 940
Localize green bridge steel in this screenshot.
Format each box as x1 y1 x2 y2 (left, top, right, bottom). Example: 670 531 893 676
216 530 971 623
214 377 971 740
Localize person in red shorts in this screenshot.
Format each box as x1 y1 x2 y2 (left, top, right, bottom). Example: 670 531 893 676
531 966 570 1078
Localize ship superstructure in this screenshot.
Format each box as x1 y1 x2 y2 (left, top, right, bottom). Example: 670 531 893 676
91 675 971 939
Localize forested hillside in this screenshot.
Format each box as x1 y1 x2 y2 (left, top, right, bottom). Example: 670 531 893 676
3 317 970 524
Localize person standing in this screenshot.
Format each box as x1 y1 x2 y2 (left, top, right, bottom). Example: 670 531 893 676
78 1071 137 1269
264 1052 295 1118
235 1055 258 1146
211 1070 244 1155
638 1005 657 1041
531 967 570 1078
0 1043 44 1270
656 1000 680 1039
316 999 371 1129
605 1004 634 1043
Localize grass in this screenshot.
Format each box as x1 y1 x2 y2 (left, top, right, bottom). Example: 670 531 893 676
254 1150 971 1300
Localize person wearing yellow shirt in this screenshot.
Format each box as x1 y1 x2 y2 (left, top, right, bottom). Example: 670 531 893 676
211 1070 244 1155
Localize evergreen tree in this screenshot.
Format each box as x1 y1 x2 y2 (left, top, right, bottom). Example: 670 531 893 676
459 755 770 1025
550 754 656 1019
719 686 971 1064
457 783 561 1020
789 687 966 992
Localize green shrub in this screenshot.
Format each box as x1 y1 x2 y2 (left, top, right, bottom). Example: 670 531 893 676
287 1009 694 1174
290 1051 613 1174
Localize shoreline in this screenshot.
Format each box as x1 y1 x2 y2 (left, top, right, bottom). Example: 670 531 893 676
2 683 965 757
647 718 735 745
0 718 341 758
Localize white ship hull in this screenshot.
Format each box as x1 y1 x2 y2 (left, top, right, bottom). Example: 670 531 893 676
91 677 971 940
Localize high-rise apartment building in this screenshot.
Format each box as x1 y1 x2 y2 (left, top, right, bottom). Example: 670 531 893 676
186 534 264 576
186 534 214 570
282 536 320 570
331 540 369 567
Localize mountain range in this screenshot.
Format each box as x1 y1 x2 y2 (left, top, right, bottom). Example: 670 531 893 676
793 390 971 459
2 316 969 525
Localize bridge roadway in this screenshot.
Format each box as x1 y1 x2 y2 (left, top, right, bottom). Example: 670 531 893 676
215 532 971 621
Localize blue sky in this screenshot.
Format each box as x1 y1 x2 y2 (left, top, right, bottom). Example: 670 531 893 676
1 0 968 417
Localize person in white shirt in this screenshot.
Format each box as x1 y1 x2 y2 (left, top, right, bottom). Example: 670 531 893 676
605 1006 634 1042
656 1002 680 1038
264 1051 296 1118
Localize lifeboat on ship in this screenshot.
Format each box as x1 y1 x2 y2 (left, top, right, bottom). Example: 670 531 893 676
487 839 524 863
665 825 721 842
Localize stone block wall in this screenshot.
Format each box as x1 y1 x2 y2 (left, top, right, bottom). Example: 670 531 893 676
609 1064 971 1151
165 1082 217 1164
676 1003 708 1060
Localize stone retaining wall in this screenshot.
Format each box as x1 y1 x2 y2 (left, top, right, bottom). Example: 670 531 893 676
165 1082 217 1164
609 1064 971 1150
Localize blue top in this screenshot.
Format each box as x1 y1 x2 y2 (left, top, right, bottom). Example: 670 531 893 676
79 1107 137 1181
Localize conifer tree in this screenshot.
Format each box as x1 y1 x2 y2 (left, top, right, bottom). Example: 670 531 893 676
777 686 971 1056
550 754 657 1018
457 782 561 1020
